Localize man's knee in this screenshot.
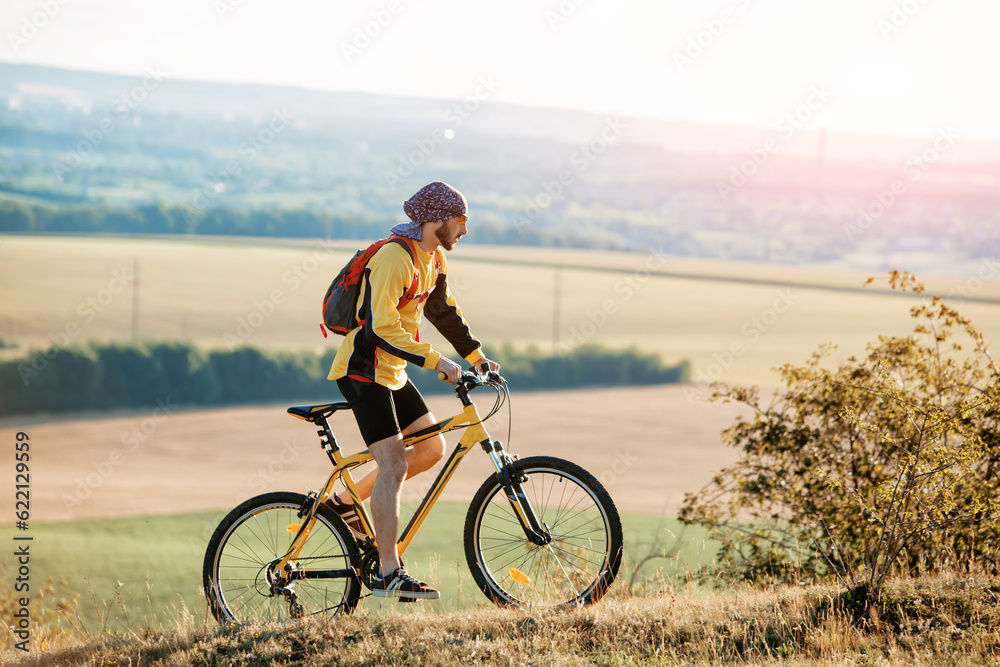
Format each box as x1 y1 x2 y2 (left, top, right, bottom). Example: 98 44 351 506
403 413 446 471
422 435 447 466
370 435 408 483
404 436 444 475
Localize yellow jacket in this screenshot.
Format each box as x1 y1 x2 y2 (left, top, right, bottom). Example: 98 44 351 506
328 239 484 389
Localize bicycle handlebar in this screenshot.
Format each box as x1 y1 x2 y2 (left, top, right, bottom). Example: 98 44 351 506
437 366 505 393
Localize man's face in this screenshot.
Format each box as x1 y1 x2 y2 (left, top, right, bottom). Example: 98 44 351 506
434 215 467 251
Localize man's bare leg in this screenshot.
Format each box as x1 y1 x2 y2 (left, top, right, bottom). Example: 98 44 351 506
361 413 444 575
367 432 408 576
332 412 445 505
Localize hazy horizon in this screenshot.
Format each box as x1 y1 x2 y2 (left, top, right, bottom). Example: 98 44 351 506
6 60 1000 170
3 0 1000 141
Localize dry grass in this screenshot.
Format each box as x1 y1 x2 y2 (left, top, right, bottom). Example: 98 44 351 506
5 574 1000 666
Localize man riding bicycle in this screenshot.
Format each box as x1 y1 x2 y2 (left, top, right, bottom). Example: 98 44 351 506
326 181 499 600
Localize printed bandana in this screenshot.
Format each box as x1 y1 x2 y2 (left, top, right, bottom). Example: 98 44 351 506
390 182 467 240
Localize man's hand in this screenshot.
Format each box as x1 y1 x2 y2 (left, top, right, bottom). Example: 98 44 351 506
477 357 500 373
436 356 463 384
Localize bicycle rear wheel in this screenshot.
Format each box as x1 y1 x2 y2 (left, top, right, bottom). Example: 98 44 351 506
465 455 623 608
204 491 362 624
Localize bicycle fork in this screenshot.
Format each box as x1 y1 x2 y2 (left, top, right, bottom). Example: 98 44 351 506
481 440 551 546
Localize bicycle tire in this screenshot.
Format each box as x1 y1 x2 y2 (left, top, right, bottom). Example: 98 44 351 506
464 455 623 608
203 491 363 624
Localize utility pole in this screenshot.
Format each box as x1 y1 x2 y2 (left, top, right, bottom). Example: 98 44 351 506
131 256 140 341
552 265 562 354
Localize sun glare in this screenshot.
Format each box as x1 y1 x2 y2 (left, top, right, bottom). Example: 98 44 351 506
0 0 998 139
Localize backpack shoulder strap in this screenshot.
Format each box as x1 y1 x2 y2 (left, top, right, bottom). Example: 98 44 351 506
387 236 421 308
387 235 417 262
428 247 442 291
433 247 443 275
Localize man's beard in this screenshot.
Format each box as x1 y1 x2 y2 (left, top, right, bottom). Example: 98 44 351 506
434 224 456 250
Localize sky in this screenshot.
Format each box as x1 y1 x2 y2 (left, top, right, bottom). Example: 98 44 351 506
2 0 1000 141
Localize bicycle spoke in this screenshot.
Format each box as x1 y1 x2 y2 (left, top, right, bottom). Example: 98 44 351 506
205 493 362 624
467 458 622 608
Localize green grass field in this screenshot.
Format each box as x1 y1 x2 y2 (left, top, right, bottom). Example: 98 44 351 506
0 503 715 633
2 234 998 385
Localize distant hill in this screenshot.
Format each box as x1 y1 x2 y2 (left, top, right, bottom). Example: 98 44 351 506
1 63 998 268
4 62 1000 163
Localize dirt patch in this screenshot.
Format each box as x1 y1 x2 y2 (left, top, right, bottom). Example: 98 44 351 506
1 385 749 522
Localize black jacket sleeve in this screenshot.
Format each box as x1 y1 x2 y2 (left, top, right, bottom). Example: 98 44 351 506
423 271 483 361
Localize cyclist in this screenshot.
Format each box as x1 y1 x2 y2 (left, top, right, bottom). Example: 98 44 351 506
326 181 499 600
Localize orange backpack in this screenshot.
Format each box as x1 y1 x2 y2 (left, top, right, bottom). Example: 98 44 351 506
320 236 439 337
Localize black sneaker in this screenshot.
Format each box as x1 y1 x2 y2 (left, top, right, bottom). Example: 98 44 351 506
372 568 440 600
325 496 367 543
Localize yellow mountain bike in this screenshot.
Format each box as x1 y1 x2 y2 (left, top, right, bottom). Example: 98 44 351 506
203 369 623 624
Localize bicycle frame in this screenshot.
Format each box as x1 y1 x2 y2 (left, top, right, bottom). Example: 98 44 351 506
275 382 548 580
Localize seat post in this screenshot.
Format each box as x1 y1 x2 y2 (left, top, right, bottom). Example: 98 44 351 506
317 416 341 456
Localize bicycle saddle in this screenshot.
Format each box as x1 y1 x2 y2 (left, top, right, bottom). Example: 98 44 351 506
286 402 352 422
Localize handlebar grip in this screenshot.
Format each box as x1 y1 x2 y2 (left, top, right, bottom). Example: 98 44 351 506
438 372 447 381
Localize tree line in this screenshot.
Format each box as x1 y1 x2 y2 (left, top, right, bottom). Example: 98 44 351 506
0 341 690 417
0 199 612 249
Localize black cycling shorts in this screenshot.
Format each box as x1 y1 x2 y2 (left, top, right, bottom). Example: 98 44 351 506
336 377 430 446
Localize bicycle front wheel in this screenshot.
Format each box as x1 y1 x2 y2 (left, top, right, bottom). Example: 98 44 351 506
465 455 623 608
203 491 362 624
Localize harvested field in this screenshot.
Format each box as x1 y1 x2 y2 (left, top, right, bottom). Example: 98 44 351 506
0 384 745 522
